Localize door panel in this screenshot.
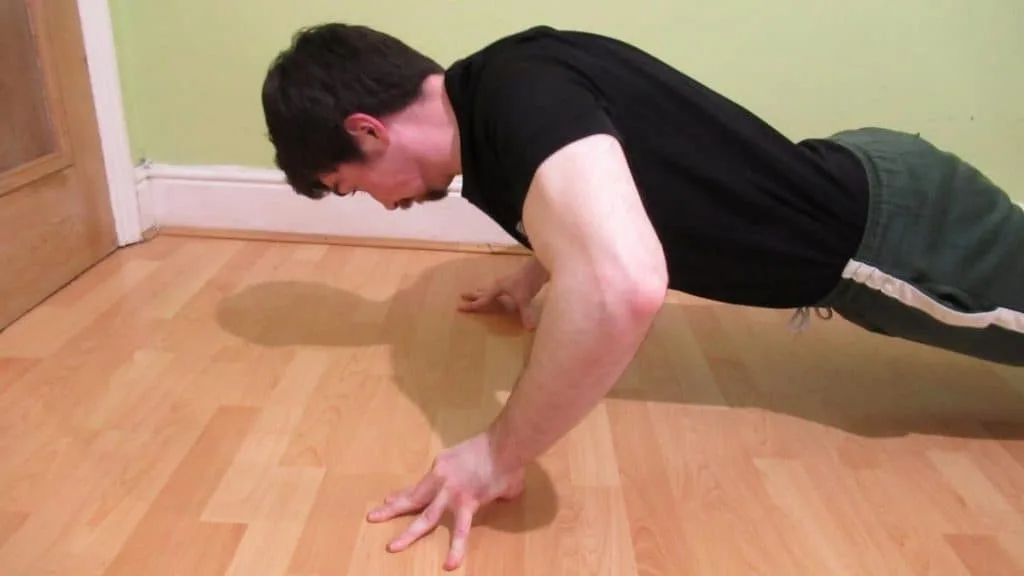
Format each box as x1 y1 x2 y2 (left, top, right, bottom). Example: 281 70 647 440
0 0 72 195
0 0 55 172
0 0 118 329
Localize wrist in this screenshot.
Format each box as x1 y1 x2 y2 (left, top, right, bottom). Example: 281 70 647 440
529 256 550 280
485 417 525 474
524 256 550 291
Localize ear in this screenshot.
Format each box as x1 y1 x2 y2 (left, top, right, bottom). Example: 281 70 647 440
344 113 389 149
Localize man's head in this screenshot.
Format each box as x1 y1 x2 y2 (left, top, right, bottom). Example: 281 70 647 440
262 24 459 210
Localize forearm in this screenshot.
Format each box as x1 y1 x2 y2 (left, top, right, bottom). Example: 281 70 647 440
486 272 662 471
486 131 668 470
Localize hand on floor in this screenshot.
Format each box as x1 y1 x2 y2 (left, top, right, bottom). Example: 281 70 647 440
367 432 525 570
457 257 548 331
458 284 540 330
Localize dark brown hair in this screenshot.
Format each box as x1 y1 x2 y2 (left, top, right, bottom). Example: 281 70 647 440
261 24 443 198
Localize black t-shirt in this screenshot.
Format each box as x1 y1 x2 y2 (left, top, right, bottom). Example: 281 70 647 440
444 26 868 308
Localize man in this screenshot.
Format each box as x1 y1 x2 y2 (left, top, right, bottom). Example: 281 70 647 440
261 23 1024 569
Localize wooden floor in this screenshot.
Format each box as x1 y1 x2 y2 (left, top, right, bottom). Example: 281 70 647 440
1 235 1023 575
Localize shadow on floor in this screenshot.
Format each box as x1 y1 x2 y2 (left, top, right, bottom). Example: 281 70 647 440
216 253 1024 449
215 251 562 536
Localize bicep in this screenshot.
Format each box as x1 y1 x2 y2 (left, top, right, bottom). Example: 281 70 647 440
521 133 668 293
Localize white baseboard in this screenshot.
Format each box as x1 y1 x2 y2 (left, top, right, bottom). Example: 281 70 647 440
134 162 1024 251
136 163 519 246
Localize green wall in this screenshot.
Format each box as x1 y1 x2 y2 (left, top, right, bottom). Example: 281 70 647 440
109 1 1023 199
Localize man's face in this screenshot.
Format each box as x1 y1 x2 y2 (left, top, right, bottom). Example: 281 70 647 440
320 154 449 210
321 114 451 210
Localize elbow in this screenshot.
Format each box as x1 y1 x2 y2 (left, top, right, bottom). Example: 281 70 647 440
549 252 668 329
624 272 668 321
602 262 668 327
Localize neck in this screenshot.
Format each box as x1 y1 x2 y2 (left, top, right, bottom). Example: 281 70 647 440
425 74 462 175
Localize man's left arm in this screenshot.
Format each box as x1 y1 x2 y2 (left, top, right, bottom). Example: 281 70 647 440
487 131 669 473
367 60 669 572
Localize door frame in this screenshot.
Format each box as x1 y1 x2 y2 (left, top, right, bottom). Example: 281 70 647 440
76 0 144 246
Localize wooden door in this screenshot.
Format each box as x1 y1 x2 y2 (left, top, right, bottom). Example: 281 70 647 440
0 0 118 329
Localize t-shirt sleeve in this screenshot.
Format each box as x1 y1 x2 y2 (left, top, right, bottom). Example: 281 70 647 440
475 55 622 195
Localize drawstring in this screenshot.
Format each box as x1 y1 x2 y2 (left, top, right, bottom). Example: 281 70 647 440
789 306 834 332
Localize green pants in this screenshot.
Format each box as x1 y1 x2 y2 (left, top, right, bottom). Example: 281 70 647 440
809 127 1024 366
